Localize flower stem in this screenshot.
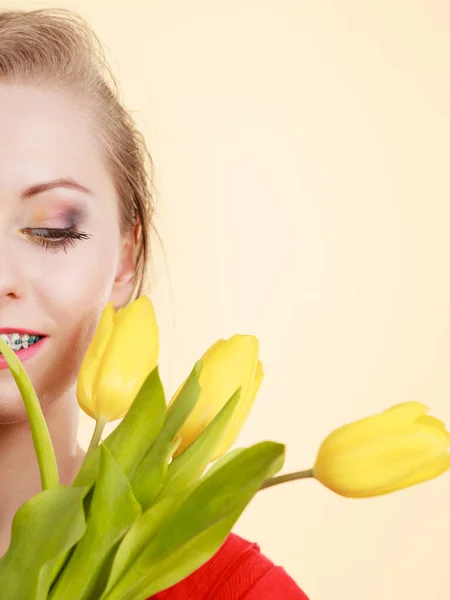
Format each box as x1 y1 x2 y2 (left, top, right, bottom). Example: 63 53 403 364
0 338 59 490
86 415 108 456
260 468 314 490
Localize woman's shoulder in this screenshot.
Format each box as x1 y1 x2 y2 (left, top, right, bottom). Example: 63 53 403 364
151 533 309 600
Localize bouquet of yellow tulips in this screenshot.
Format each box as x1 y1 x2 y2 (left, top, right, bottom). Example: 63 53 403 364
0 296 449 600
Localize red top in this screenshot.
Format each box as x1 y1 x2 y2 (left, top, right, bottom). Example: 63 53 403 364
151 533 309 600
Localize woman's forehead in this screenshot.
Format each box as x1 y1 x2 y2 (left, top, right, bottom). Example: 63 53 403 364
0 83 114 204
0 83 98 156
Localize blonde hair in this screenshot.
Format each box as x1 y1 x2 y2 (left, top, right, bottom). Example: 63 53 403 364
0 8 156 304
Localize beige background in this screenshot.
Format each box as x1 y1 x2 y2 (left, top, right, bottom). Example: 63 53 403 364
6 1 450 598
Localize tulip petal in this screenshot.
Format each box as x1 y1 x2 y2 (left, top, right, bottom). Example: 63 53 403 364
353 451 450 497
316 402 429 461
382 450 450 492
211 360 264 461
415 415 450 444
93 296 159 421
314 422 449 497
175 335 259 455
77 302 115 418
383 401 430 417
164 388 243 495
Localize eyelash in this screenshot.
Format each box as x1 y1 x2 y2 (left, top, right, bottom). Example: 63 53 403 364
20 225 92 254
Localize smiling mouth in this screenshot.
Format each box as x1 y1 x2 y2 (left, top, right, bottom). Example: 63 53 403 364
0 333 46 353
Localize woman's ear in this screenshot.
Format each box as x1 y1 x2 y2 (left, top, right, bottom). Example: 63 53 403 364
110 223 139 309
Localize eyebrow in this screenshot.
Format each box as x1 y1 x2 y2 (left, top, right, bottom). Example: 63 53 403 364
21 178 94 201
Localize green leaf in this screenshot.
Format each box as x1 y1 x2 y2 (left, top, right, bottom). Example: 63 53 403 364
46 545 76 594
71 445 102 488
0 485 89 600
204 447 246 479
48 445 142 600
162 387 242 496
105 366 167 477
100 441 285 600
0 337 59 490
102 491 190 593
48 485 98 588
115 505 244 600
102 448 248 595
55 370 165 593
130 360 202 509
58 366 167 585
72 366 166 490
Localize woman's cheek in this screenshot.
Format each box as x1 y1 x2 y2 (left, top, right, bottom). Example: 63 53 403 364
32 226 117 283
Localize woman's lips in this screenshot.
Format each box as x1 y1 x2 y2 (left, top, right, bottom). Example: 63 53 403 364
0 336 48 369
0 327 47 336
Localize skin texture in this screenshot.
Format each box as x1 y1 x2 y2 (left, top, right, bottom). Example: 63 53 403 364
0 83 137 555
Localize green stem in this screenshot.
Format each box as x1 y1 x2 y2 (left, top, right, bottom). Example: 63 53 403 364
86 415 108 457
72 415 108 489
260 468 314 490
0 338 59 490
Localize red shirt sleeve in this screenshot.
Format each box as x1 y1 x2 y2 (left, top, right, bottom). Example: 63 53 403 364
151 533 309 600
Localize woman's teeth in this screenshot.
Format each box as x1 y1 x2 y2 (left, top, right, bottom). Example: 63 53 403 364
0 333 43 352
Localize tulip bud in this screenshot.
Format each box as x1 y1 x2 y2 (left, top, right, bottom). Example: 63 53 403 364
313 401 450 497
171 335 263 461
77 296 159 422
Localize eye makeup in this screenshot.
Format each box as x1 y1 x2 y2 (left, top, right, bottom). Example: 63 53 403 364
20 225 92 254
18 201 92 254
27 201 88 228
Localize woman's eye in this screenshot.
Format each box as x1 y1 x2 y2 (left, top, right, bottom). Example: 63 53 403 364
20 226 91 254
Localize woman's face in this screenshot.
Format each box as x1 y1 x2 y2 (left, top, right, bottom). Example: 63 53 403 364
0 83 134 423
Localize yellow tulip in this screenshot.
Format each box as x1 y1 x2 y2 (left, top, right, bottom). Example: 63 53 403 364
171 334 263 461
77 295 159 422
313 401 450 497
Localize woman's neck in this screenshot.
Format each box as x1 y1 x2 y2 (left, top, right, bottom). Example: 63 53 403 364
0 385 85 557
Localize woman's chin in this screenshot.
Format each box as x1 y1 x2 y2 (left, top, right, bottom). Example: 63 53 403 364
0 376 51 424
0 397 32 424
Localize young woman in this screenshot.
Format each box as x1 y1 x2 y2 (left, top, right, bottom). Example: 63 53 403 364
0 8 308 599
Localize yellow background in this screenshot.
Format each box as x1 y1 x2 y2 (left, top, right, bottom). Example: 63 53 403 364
6 1 450 598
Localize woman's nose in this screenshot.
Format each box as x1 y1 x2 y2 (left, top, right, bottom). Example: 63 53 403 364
0 248 22 303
